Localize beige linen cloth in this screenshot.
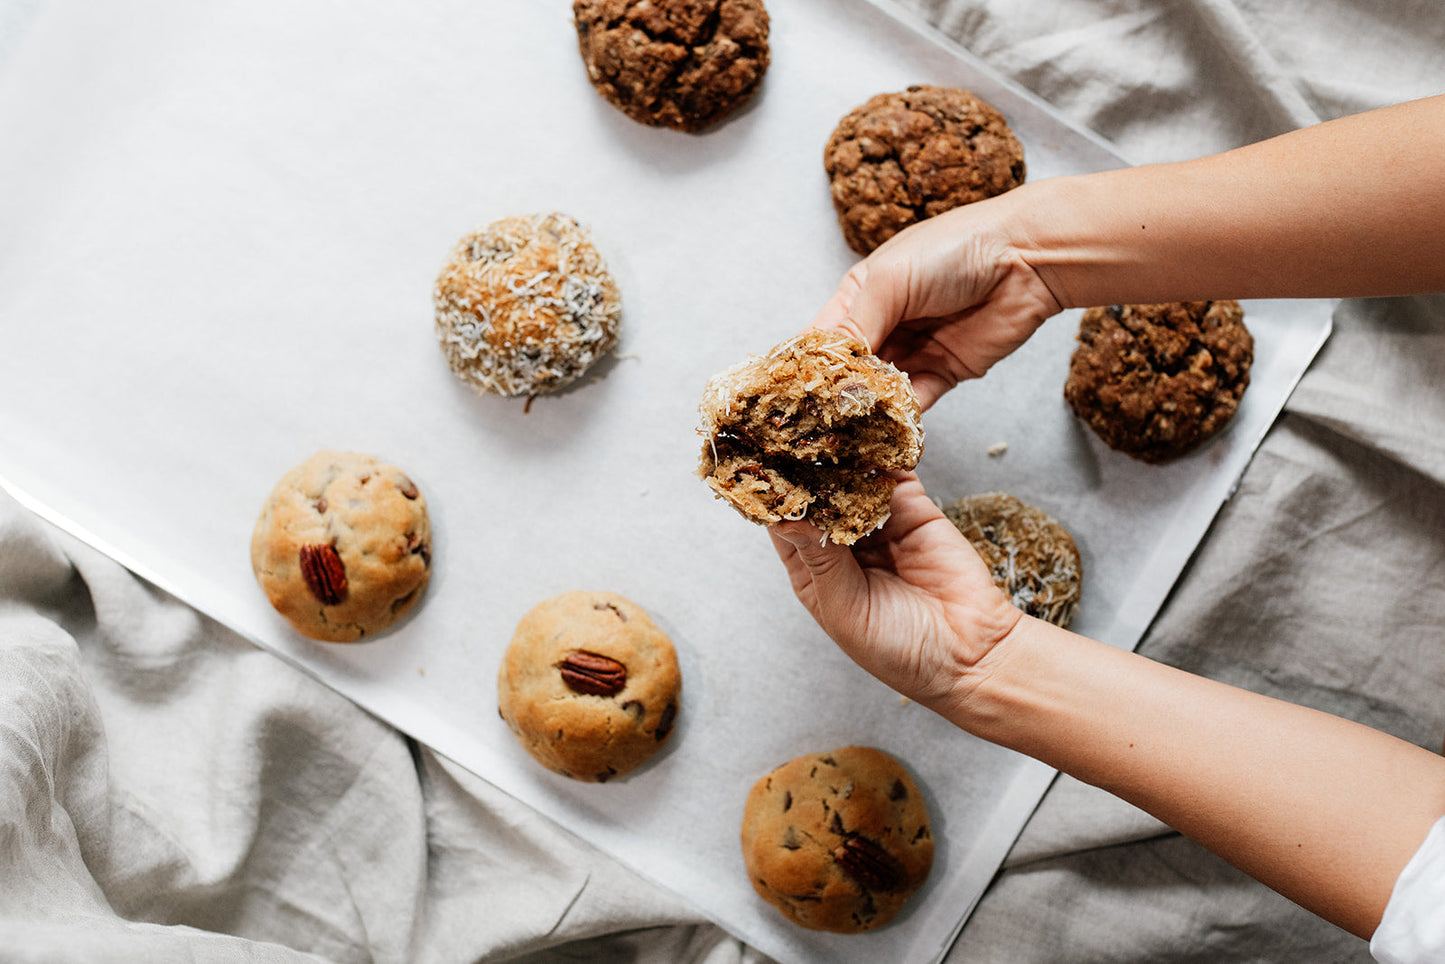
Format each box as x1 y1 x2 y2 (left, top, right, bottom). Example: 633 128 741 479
2 0 1443 961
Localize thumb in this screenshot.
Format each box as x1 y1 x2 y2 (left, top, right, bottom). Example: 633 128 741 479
770 521 869 628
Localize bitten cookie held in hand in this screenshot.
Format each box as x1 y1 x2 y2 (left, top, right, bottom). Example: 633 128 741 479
697 329 923 545
741 746 934 934
498 591 681 783
251 451 432 643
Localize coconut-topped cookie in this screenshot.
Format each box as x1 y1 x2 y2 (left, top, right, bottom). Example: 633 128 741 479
434 212 621 397
697 329 923 545
943 492 1083 629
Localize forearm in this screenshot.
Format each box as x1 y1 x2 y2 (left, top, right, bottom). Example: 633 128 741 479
1006 94 1445 308
934 616 1445 939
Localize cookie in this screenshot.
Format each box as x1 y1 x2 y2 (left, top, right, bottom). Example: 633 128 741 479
943 492 1083 628
498 591 680 783
696 329 923 546
740 746 934 934
434 212 621 397
251 451 432 643
573 0 770 133
824 84 1025 255
1063 300 1254 463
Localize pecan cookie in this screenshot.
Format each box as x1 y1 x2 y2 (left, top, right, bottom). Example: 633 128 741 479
434 212 621 397
573 0 770 132
251 451 432 642
697 329 923 546
498 591 680 783
824 85 1025 255
943 492 1083 628
741 746 934 934
1063 301 1254 463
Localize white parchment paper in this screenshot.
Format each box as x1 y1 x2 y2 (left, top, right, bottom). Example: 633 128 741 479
0 0 1330 961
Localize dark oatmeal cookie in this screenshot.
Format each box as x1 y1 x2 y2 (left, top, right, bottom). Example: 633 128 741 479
573 0 770 132
943 492 1082 629
741 746 933 934
824 85 1025 255
1063 301 1254 463
251 451 432 642
498 591 680 783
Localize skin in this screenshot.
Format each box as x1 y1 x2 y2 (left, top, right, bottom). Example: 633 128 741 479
770 93 1445 940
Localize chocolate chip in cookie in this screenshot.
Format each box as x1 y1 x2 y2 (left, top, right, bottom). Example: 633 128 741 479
573 0 771 133
824 84 1025 255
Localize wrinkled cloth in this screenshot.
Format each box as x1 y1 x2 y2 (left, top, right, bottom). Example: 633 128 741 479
2 1 1444 962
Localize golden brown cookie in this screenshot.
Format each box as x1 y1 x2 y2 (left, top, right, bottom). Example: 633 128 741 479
573 0 770 132
943 492 1083 628
696 329 923 545
741 746 934 934
251 451 432 642
824 85 1025 255
434 212 621 397
1063 300 1254 463
498 591 680 783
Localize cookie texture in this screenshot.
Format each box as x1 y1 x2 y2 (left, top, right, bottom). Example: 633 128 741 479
1063 300 1254 463
741 746 934 934
498 591 680 783
824 85 1025 255
434 212 621 397
943 492 1082 628
697 329 923 546
251 451 432 643
573 0 770 132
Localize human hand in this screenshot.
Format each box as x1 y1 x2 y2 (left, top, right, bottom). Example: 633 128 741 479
813 191 1062 410
769 473 1022 708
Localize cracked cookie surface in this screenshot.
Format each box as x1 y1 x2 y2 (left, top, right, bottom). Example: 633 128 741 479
1063 300 1253 463
498 591 680 783
573 0 770 132
434 212 621 397
696 329 923 546
824 84 1025 255
251 450 432 642
943 492 1083 629
741 746 933 933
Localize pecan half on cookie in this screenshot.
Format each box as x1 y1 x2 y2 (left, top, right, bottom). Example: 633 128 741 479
498 591 681 783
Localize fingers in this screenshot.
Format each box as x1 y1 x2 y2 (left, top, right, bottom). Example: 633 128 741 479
808 260 881 349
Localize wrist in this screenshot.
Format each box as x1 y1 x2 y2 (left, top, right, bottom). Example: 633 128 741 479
924 613 1089 751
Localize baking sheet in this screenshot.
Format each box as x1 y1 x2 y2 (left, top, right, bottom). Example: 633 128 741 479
0 0 1330 961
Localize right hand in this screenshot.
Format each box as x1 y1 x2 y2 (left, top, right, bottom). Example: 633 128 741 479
813 190 1063 410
